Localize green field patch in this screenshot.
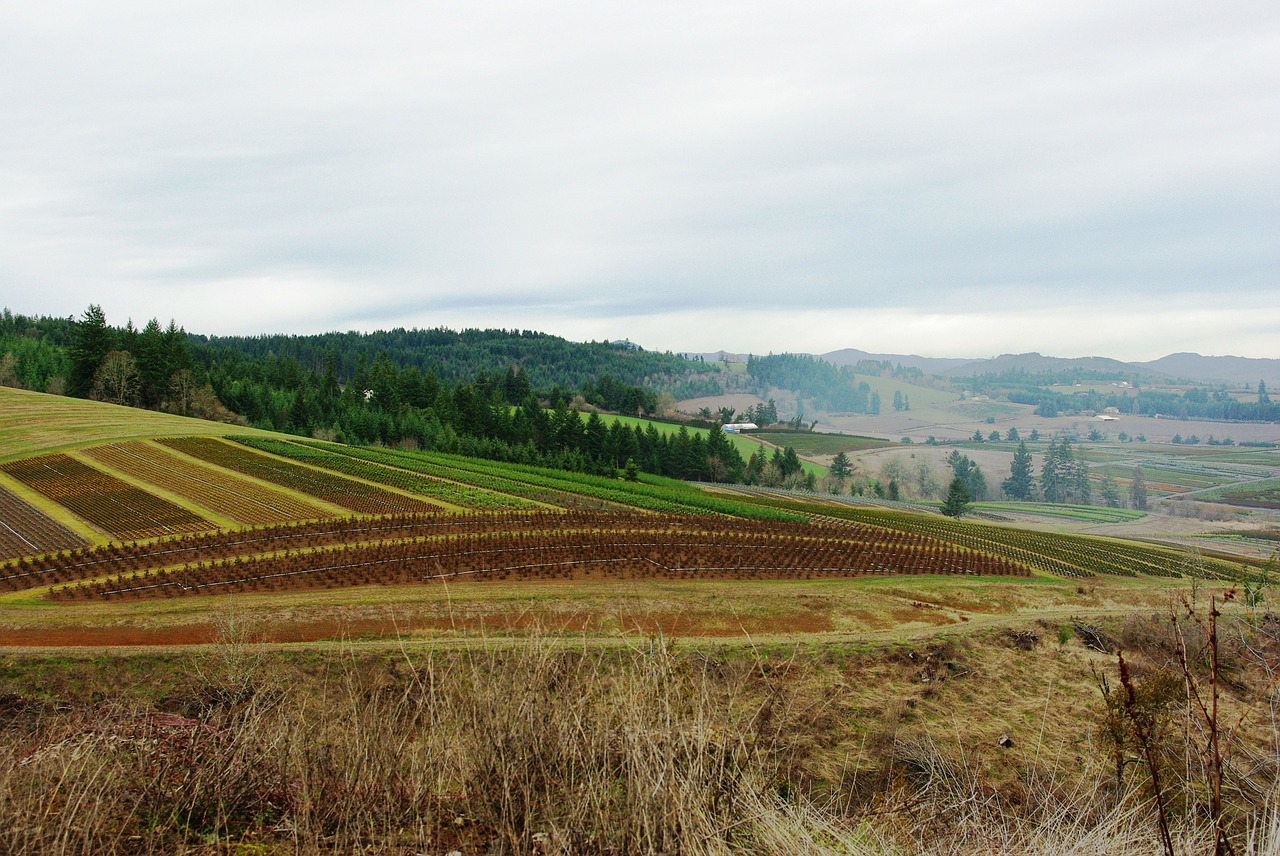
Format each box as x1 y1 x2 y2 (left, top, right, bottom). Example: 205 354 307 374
232 437 540 511
588 412 799 468
974 502 1145 524
937 399 1022 420
747 432 890 457
1195 477 1280 509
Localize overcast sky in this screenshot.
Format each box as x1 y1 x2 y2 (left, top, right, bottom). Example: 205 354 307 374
2 2 1277 360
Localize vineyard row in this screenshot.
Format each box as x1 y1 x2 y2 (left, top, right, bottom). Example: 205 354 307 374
51 528 1028 601
0 453 214 542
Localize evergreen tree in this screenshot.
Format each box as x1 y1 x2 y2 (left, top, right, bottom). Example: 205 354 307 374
946 450 987 501
941 477 971 517
780 446 803 478
1040 438 1068 503
68 304 112 398
829 450 852 482
1130 466 1148 510
1002 441 1035 500
134 318 169 408
1071 446 1092 505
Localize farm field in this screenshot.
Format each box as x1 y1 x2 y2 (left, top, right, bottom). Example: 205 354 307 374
746 430 890 456
157 437 446 516
2 391 1278 853
1193 476 1280 509
82 440 333 525
0 452 215 541
0 483 87 561
0 566 1198 647
973 502 1145 524
0 388 1272 650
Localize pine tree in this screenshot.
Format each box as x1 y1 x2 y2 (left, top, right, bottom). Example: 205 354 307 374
781 446 803 478
68 304 112 398
135 318 169 408
1002 441 1035 500
1040 438 1065 503
941 477 971 517
945 449 988 501
1071 447 1092 505
829 450 852 481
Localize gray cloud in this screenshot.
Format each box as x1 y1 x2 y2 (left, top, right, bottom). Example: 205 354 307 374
1 1 1276 357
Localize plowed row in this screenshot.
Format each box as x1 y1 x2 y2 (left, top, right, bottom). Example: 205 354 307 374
723 495 1243 581
1 512 570 593
156 437 444 516
0 484 88 561
83 441 329 525
0 454 214 541
824 507 1232 579
46 512 1029 601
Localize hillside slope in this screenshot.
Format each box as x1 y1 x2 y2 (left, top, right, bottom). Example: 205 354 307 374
0 386 268 463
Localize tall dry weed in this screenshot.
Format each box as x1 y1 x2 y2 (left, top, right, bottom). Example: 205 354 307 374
2 615 1278 854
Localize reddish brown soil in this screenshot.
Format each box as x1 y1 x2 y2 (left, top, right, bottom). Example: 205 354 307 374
0 609 838 647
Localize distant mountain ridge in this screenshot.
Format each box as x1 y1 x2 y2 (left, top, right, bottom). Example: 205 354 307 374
696 347 1279 387
1134 353 1280 387
819 348 972 375
944 353 1163 379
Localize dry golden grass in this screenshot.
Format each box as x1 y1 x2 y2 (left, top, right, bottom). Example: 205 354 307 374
2 606 1278 854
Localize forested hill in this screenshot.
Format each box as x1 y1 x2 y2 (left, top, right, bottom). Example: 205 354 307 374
193 328 721 398
0 307 765 485
0 310 722 402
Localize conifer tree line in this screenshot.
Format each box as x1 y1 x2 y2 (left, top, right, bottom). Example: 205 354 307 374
2 306 820 485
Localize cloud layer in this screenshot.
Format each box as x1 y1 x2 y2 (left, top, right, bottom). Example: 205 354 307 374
2 1 1277 359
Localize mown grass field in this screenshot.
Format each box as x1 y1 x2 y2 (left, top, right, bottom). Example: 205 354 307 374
746 430 890 457
975 502 1146 524
0 386 268 463
590 411 763 459
591 411 829 475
